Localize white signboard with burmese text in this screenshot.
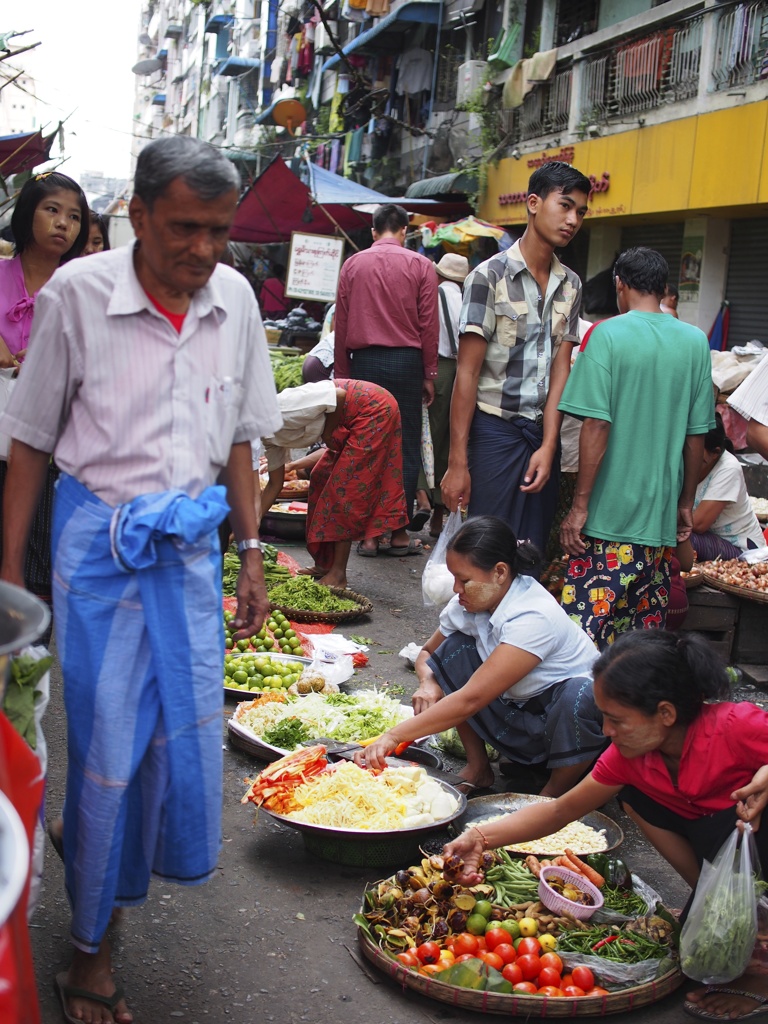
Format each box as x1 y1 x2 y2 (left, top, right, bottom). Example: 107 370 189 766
286 232 344 303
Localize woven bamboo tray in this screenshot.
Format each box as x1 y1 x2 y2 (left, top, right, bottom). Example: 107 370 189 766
682 571 705 589
358 929 684 1016
702 574 768 604
269 586 373 624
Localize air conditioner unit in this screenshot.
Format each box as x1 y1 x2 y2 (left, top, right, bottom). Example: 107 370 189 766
456 60 488 107
315 22 338 53
246 38 261 59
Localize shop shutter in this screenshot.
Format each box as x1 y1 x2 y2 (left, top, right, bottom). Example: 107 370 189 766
725 218 768 349
620 223 685 282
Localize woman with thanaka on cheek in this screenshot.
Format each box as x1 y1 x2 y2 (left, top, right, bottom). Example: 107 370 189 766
0 172 89 612
441 629 768 1023
355 515 605 796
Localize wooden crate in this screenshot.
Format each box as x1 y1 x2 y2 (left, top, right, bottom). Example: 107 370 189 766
733 599 768 664
681 585 739 662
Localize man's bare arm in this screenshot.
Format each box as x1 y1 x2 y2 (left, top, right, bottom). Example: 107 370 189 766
560 418 610 555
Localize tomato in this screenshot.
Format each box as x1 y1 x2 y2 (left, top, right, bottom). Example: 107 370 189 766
484 928 511 951
538 967 562 989
512 981 538 994
571 966 595 992
479 951 504 971
439 950 455 966
585 987 610 997
454 953 477 964
475 936 487 952
415 941 441 965
419 963 445 976
454 933 479 956
443 937 456 954
539 952 563 974
562 985 586 997
502 963 523 985
516 937 541 957
395 951 419 968
560 973 574 988
494 943 517 965
537 986 564 997
516 953 542 981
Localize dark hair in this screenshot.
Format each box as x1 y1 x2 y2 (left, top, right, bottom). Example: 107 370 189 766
704 411 734 455
527 162 592 201
664 282 679 300
614 247 668 298
594 630 728 727
88 210 111 251
11 172 89 261
133 135 240 209
373 203 408 235
447 515 541 577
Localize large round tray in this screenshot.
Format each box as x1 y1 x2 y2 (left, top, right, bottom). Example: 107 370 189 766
269 586 373 624
358 928 683 1016
702 573 768 604
682 571 705 589
223 651 311 699
456 793 623 856
259 779 467 867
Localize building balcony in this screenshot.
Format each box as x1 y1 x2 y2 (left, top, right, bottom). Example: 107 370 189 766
507 0 768 147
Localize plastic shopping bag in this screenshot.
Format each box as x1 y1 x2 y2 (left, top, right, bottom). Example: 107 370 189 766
421 510 463 608
680 824 760 984
421 405 434 490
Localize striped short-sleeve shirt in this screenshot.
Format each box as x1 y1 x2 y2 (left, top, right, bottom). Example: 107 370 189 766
459 240 582 421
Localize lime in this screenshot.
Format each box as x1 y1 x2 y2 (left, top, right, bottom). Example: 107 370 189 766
474 900 493 920
466 914 488 936
499 919 520 940
232 670 248 684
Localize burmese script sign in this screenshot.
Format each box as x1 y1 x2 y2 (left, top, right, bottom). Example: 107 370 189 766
286 232 345 303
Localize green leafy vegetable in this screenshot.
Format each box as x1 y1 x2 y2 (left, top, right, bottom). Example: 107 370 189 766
268 576 358 612
3 653 52 750
262 716 311 749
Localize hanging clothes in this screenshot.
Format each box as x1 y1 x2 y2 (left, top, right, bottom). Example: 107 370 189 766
395 47 433 95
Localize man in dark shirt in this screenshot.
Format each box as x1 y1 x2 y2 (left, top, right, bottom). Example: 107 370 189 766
335 203 438 552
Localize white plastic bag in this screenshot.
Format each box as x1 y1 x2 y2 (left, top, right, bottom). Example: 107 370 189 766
680 825 759 984
421 510 463 608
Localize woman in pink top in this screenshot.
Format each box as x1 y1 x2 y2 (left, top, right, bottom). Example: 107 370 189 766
443 629 768 1021
0 172 88 607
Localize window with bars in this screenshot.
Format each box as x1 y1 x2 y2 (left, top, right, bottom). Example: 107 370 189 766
435 45 464 106
555 0 598 47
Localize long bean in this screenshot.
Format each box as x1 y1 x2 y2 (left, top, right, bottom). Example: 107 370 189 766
485 850 540 907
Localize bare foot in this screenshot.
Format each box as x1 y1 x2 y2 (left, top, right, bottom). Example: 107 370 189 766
457 764 495 790
58 941 132 1023
317 570 347 588
296 566 325 578
685 973 768 1019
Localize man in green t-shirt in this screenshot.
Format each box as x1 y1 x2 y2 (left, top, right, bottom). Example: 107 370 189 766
557 247 714 649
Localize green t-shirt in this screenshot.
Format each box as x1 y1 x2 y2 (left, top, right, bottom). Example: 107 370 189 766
558 310 715 546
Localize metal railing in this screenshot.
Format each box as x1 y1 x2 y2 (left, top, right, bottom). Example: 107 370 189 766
712 1 768 90
515 68 572 142
579 15 703 121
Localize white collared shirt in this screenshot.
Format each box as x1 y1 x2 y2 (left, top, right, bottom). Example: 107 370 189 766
2 243 282 506
262 380 337 470
438 574 598 699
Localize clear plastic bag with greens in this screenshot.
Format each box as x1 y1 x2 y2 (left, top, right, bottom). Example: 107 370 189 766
421 510 463 608
680 824 760 984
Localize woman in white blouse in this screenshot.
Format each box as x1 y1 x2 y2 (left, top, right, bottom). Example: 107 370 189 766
692 413 766 561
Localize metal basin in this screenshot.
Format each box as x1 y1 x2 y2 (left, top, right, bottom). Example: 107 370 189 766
0 581 50 702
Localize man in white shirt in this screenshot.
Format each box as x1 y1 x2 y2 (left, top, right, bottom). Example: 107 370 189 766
0 135 282 1024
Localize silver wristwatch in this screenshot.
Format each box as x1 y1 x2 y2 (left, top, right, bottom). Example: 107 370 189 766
237 538 263 555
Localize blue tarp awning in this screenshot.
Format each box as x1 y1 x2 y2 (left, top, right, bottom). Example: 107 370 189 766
321 1 441 73
305 161 393 205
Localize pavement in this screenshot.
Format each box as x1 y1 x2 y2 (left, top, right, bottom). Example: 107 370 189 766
30 536 762 1023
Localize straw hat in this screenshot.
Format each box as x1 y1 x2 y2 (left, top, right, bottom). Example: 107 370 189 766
435 253 469 283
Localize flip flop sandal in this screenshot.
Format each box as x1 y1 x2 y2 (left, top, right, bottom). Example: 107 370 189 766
684 989 768 1021
355 542 379 558
454 780 496 797
408 508 431 532
297 566 325 578
55 972 127 1024
383 539 424 556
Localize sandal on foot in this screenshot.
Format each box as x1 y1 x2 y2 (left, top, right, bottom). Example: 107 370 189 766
55 972 127 1024
384 539 424 556
408 508 431 532
355 542 378 558
684 989 768 1021
454 780 496 797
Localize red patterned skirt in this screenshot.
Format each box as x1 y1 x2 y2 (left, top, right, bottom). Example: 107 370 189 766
306 379 408 567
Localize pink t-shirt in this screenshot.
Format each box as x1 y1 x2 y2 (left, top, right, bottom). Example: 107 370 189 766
0 256 36 356
592 701 768 819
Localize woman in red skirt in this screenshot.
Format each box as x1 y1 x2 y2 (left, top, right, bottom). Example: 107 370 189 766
261 379 410 586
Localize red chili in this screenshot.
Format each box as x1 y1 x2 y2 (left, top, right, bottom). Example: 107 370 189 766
591 936 620 950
